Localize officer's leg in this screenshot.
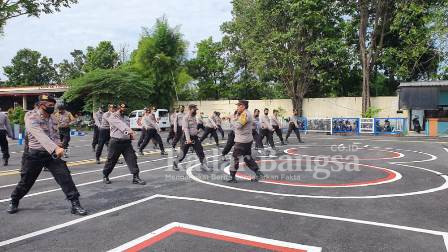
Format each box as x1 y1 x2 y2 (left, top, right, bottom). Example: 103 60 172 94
211 129 219 146
192 136 205 163
0 130 9 163
199 128 211 143
267 130 275 148
154 132 166 153
177 137 190 163
95 129 106 160
46 159 80 200
294 125 303 142
172 126 182 148
137 129 146 148
242 142 260 173
222 131 235 156
275 126 284 144
10 155 44 202
92 126 99 150
228 143 244 182
122 142 140 176
285 123 293 141
103 140 122 178
218 125 225 139
139 129 151 152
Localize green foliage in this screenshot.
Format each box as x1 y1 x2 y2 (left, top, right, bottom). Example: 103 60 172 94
362 107 382 118
3 49 59 85
56 49 85 81
83 41 119 72
131 17 187 108
64 67 153 112
7 107 25 126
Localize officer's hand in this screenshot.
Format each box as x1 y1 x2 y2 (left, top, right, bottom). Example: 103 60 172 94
186 139 192 144
55 147 64 158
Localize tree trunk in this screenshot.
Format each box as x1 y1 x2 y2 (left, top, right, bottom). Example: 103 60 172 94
359 0 371 116
292 95 304 116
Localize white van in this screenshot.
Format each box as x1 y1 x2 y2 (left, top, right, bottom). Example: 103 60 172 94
129 109 170 131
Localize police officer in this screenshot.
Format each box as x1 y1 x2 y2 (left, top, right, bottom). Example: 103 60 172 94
285 109 304 143
271 109 285 145
102 103 145 185
167 108 178 144
171 105 185 149
228 100 264 183
0 108 12 166
252 109 264 150
212 112 225 140
7 94 87 216
54 104 75 158
92 105 104 152
137 107 149 148
95 104 116 164
197 112 205 132
260 108 276 150
200 112 220 148
138 107 167 156
173 104 209 171
220 110 237 161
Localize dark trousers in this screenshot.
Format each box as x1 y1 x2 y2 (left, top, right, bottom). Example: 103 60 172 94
11 150 80 202
139 128 164 152
0 130 9 160
21 134 29 167
176 135 205 164
200 127 219 146
172 125 183 148
137 128 147 147
59 127 71 149
92 125 99 149
273 125 284 143
217 125 225 139
167 125 175 143
222 131 235 156
95 128 110 159
286 123 302 141
103 138 139 177
231 142 259 173
260 128 275 148
197 123 205 131
252 129 264 149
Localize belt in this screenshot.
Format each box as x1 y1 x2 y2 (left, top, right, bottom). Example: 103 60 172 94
110 138 131 143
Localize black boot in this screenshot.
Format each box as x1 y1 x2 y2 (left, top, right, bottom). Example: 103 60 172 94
103 176 111 184
71 200 88 216
3 158 8 166
132 174 146 185
138 150 144 156
173 160 180 171
227 171 237 183
251 171 265 182
96 158 101 164
161 150 168 156
7 200 19 214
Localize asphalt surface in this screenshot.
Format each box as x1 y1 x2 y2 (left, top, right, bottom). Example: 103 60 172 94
1 131 448 251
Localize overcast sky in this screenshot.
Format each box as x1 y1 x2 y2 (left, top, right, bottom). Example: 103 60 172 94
0 0 233 80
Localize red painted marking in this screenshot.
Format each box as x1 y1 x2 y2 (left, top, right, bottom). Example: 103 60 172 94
125 227 306 252
237 160 397 187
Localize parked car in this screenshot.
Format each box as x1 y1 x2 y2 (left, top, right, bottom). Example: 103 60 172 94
129 109 170 131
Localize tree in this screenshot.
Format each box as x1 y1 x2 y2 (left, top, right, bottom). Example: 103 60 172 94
83 41 119 72
187 37 229 100
0 0 77 34
222 0 347 114
64 67 153 112
3 48 59 85
132 17 187 108
56 49 86 81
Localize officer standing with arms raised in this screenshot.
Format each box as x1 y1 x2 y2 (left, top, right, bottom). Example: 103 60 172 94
138 107 167 156
95 104 116 164
0 108 12 166
173 104 209 171
7 94 87 215
92 105 104 152
228 100 264 183
102 103 145 185
54 104 75 158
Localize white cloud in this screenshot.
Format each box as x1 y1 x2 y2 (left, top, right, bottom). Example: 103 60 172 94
0 0 233 80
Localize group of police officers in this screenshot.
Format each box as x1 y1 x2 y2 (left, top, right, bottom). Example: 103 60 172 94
0 95 304 216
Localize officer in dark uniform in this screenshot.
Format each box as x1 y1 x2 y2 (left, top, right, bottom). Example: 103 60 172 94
95 104 116 164
228 100 264 183
285 109 304 143
7 94 87 216
173 104 209 171
220 110 237 161
92 105 104 152
102 103 145 185
0 107 12 166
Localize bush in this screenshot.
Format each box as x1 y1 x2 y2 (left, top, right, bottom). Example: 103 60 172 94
362 107 382 118
7 107 25 127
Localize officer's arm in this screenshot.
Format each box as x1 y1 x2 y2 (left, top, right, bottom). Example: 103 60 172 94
182 117 191 142
68 112 76 125
5 116 13 138
173 115 178 133
93 112 100 126
233 112 247 130
153 115 160 131
26 114 58 154
210 118 217 128
109 114 132 135
267 117 274 131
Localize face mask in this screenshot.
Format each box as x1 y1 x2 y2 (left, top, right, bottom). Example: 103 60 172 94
192 110 197 116
43 106 55 114
264 112 268 115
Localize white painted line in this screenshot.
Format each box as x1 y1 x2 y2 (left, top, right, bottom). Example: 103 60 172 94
444 148 448 153
0 195 160 247
109 222 322 252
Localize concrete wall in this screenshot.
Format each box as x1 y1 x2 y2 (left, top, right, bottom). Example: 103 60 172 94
176 96 407 119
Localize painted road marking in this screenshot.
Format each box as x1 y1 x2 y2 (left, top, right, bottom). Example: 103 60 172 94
1 194 446 250
109 222 321 252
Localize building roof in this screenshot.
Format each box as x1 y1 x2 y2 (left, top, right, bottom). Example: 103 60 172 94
399 80 448 87
0 85 68 96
